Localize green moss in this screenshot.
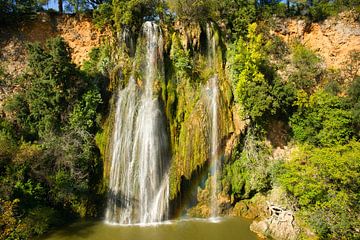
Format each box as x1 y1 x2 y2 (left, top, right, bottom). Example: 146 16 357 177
95 112 110 175
166 24 235 200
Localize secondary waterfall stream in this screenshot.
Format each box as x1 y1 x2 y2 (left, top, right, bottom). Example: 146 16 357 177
41 20 260 240
206 23 220 218
105 21 170 225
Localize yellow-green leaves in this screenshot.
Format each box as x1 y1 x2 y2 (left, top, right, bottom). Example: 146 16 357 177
278 142 360 238
229 23 275 121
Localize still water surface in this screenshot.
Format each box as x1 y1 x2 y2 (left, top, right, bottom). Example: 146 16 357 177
42 217 258 240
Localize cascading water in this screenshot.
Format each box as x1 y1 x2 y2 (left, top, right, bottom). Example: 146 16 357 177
105 21 170 225
206 23 220 218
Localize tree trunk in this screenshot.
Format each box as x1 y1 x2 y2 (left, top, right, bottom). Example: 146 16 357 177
58 0 63 14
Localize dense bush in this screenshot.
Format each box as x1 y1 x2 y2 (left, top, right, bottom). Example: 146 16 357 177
289 43 322 94
0 37 105 239
167 0 218 23
278 142 360 239
229 23 294 122
93 2 113 29
112 0 161 31
290 90 353 146
225 133 274 199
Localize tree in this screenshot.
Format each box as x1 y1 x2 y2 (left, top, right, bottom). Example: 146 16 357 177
1 34 105 238
290 90 353 146
112 0 160 31
23 37 84 137
289 43 322 94
229 23 270 120
348 76 360 133
278 142 360 239
229 23 294 122
58 0 63 13
218 0 257 37
167 0 218 22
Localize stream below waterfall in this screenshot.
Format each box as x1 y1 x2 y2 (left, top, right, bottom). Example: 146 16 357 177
41 217 258 240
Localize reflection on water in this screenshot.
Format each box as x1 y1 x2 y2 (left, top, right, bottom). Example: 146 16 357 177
42 217 258 240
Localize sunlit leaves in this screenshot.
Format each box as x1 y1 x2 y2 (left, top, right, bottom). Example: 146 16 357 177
278 142 360 238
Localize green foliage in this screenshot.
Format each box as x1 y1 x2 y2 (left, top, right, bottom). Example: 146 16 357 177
0 143 54 239
308 1 334 21
14 180 45 208
65 0 93 13
4 94 30 132
0 36 105 238
22 37 84 138
4 37 100 140
170 34 193 79
290 43 322 94
225 132 274 199
168 0 287 33
348 76 360 129
278 142 360 239
348 76 360 103
229 23 294 122
0 0 39 25
93 2 113 29
291 90 353 146
0 199 20 240
83 44 114 77
0 0 40 14
18 206 57 236
69 89 103 132
112 0 160 31
229 23 269 120
0 64 11 86
0 120 18 168
307 0 360 21
222 0 257 37
168 0 218 22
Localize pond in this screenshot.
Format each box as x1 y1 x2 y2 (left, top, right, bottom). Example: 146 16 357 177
42 217 259 240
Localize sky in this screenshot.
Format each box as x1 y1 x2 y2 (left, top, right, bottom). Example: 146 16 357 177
43 0 59 11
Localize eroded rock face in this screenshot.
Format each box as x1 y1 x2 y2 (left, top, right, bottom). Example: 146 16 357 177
0 13 110 77
57 15 110 66
274 11 360 70
0 13 110 116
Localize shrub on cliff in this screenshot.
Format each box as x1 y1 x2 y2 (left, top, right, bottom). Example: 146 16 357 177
229 23 294 123
289 43 322 94
224 132 275 199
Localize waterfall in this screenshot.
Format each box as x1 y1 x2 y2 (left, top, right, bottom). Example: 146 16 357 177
206 22 220 218
105 21 170 225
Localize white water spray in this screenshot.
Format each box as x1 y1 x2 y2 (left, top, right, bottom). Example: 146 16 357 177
206 22 220 218
105 22 170 225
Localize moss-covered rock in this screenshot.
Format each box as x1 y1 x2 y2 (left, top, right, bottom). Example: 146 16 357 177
166 22 234 200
